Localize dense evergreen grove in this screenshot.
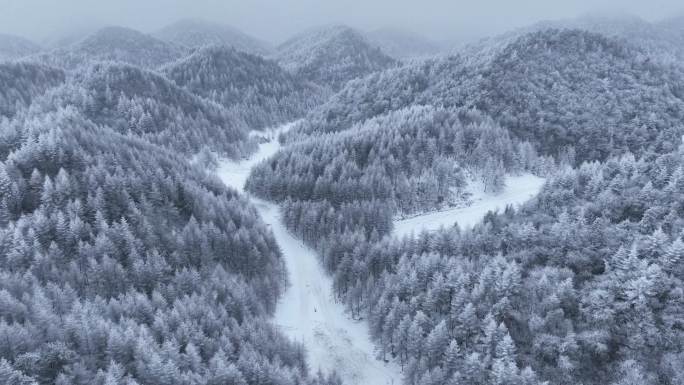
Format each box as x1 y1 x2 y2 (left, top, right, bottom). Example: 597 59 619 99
247 106 546 231
294 29 684 163
29 62 255 159
246 27 684 385
0 26 350 384
274 25 397 91
313 143 684 385
0 107 343 385
365 28 442 60
164 45 325 130
475 29 684 161
0 62 65 119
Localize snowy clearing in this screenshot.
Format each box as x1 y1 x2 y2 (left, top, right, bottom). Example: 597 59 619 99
216 122 297 192
393 174 545 239
217 123 401 385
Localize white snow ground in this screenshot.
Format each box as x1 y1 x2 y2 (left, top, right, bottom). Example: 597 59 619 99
216 123 294 192
393 174 545 239
216 123 401 385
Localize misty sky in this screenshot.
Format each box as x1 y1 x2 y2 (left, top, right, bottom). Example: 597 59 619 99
1 0 683 44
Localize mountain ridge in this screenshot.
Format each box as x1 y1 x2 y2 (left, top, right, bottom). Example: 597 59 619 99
155 18 272 55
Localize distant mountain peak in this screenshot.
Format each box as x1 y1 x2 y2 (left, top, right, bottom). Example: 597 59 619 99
39 26 184 69
274 24 396 90
154 19 271 55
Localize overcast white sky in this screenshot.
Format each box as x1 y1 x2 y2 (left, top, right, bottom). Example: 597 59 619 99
1 0 683 44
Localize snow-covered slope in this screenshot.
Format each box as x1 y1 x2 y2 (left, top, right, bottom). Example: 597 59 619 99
33 61 253 158
462 13 684 66
217 123 401 385
39 26 184 69
274 25 397 90
0 61 65 118
299 28 684 163
394 174 545 238
164 45 325 130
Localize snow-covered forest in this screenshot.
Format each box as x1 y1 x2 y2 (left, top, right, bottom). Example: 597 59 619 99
1 6 683 385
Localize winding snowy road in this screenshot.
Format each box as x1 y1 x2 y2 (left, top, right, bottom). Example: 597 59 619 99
216 123 401 385
393 174 545 239
216 123 544 385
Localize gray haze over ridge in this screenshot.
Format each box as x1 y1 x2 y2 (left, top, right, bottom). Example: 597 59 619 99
1 0 683 46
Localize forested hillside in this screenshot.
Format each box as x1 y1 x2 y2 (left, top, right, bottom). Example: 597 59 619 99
30 62 254 158
0 107 341 385
474 29 684 161
320 142 684 385
245 25 684 385
37 27 185 70
274 25 397 90
164 45 325 130
0 18 354 385
155 19 271 56
248 106 544 228
0 62 65 119
293 29 684 163
548 14 682 63
0 33 42 61
520 14 684 65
